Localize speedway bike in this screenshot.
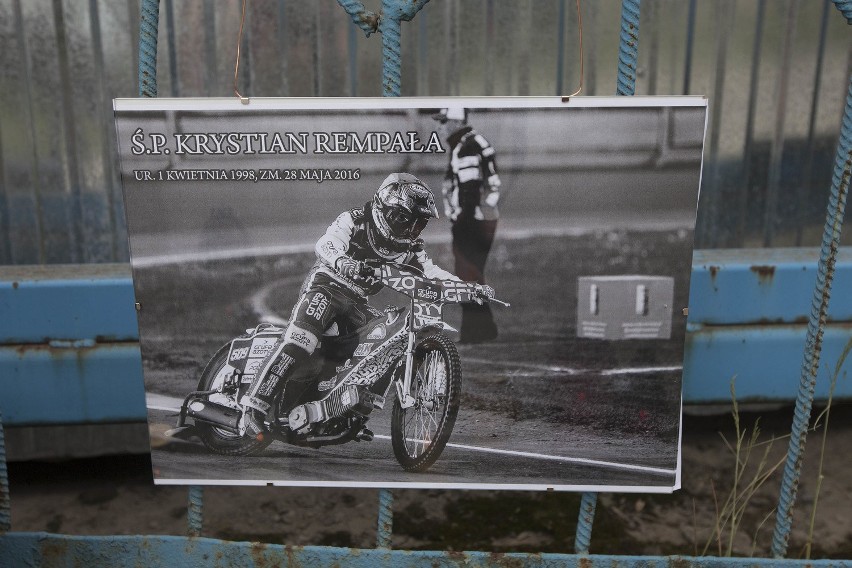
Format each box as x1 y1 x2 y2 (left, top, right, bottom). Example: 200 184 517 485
168 262 508 472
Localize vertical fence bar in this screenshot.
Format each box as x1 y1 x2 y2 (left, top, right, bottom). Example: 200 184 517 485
574 491 597 554
798 0 833 246
682 0 696 94
762 0 800 248
770 69 852 558
187 485 204 537
380 7 402 97
0 413 10 533
736 0 767 247
574 0 645 550
139 0 159 97
556 0 566 96
835 1 852 21
376 488 393 548
616 0 641 95
574 0 646 550
379 0 430 97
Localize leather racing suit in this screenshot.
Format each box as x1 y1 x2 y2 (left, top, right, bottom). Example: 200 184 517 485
240 202 458 424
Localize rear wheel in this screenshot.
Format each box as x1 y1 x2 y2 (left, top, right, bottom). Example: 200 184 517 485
196 344 273 456
391 333 462 472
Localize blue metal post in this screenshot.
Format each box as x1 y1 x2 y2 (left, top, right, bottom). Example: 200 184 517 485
616 0 641 95
188 486 204 537
379 0 430 97
139 0 160 98
574 0 645 550
376 489 393 548
771 65 852 557
380 10 403 97
574 491 597 554
834 0 852 21
0 413 10 533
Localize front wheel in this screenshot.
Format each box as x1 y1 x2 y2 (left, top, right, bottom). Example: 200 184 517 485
391 333 462 472
195 344 273 456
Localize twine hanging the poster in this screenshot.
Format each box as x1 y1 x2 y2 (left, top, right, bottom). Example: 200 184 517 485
564 0 585 100
234 0 249 104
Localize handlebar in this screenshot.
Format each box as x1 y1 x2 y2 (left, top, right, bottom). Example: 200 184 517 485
362 260 509 307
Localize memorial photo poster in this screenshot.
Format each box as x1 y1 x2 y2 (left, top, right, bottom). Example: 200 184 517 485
114 97 706 490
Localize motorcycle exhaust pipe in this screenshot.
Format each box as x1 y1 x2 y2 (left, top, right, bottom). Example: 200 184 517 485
185 399 241 433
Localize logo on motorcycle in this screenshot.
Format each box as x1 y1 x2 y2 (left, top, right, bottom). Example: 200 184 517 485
367 325 386 340
244 359 263 374
305 292 329 320
250 338 277 358
386 310 401 325
334 358 353 374
353 343 373 357
270 353 295 377
256 375 279 397
230 347 250 361
318 378 338 391
416 287 439 301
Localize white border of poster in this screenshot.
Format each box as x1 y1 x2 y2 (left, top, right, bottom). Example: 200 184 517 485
115 96 706 491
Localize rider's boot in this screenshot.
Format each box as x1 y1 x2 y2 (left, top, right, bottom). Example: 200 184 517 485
239 345 305 438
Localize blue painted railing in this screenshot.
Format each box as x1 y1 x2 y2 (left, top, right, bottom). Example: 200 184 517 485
1 0 851 565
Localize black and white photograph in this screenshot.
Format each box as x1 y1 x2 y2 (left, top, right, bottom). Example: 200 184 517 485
114 97 706 491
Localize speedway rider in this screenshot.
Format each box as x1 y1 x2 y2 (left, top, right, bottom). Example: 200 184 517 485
239 173 494 437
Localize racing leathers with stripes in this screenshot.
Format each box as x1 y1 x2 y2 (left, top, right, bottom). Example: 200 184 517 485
239 202 458 427
442 125 501 343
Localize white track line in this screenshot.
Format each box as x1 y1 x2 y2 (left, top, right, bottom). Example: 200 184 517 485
145 394 674 476
465 357 682 377
373 435 674 476
249 276 303 326
134 243 315 268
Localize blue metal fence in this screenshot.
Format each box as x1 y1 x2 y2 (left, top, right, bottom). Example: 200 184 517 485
1 0 851 565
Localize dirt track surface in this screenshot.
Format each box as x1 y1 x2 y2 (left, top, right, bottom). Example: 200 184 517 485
135 231 688 489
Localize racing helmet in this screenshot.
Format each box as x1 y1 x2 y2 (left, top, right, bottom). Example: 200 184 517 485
370 173 438 253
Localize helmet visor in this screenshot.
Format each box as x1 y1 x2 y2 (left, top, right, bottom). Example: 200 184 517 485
385 207 429 239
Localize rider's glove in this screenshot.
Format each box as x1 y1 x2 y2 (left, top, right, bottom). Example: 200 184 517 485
335 256 366 282
475 284 495 302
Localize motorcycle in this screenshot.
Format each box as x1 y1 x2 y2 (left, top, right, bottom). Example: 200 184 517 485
167 262 508 472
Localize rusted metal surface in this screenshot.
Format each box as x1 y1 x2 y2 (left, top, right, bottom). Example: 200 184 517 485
689 248 852 325
0 264 136 344
574 492 597 554
0 342 145 426
187 486 204 537
2 533 852 567
336 0 380 37
683 322 852 402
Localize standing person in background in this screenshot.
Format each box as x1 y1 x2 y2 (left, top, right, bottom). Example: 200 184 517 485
433 107 502 343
